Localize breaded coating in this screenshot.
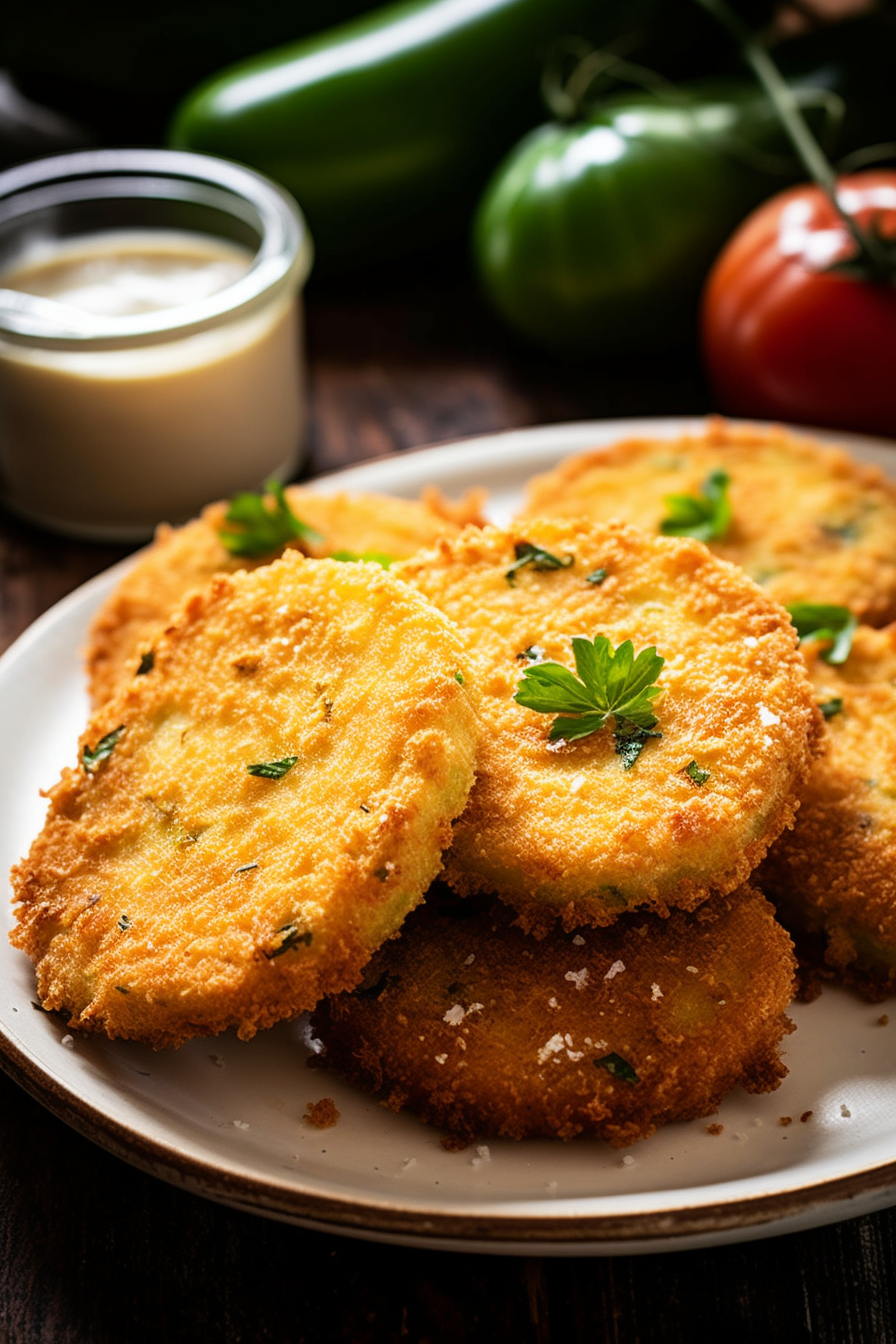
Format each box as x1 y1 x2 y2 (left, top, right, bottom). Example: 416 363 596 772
759 625 896 1000
395 519 823 932
85 485 486 708
519 419 896 626
11 553 479 1047
311 884 795 1147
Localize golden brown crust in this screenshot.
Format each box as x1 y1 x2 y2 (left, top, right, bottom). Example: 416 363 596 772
84 485 487 708
12 553 479 1047
395 518 823 931
519 418 896 626
759 624 896 1000
311 884 795 1147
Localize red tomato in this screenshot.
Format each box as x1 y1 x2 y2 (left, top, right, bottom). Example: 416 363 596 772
702 170 896 439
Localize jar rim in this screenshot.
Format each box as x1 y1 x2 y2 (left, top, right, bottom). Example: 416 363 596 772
0 148 313 349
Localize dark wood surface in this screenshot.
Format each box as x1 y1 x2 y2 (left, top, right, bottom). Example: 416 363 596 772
1 272 894 1344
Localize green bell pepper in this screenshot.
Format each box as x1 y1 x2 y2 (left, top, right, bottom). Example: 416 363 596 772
168 0 665 271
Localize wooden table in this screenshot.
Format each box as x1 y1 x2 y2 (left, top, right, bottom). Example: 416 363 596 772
1 269 894 1343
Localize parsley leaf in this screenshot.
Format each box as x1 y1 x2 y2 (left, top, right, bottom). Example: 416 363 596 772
594 1052 639 1084
82 725 126 774
247 756 298 779
219 480 322 558
818 696 844 720
136 650 154 675
514 635 664 754
505 541 574 586
660 469 731 541
786 603 857 665
586 567 608 585
684 760 711 785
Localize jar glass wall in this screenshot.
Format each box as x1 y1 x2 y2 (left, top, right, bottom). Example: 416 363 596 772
0 149 313 541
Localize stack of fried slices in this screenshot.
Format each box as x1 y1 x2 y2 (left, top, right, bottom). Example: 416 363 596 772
11 419 896 1148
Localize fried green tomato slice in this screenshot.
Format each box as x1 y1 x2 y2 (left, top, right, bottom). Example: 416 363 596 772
85 484 486 708
311 884 795 1147
519 418 896 626
395 519 822 933
11 552 478 1047
759 624 896 1001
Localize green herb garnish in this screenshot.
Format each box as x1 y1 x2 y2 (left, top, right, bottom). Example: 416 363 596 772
818 697 844 720
82 725 125 774
660 469 731 541
136 650 154 676
247 756 298 779
264 922 313 958
454 671 465 685
786 603 857 665
821 520 860 543
594 1052 639 1084
219 480 321 558
516 645 546 663
505 541 574 586
614 724 662 770
328 549 393 568
514 635 664 760
234 862 259 875
684 760 711 785
586 567 608 585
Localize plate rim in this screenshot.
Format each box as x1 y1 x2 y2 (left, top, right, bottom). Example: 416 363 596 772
3 413 896 1253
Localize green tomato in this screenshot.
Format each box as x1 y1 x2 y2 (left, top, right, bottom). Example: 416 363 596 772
473 92 795 357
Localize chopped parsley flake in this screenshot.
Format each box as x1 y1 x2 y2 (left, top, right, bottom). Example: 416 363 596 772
264 923 313 958
594 1052 639 1083
505 541 574 586
115 985 130 994
660 469 731 541
219 479 321 558
454 671 465 685
786 603 857 665
247 756 298 779
234 862 259 875
821 520 860 543
614 725 662 770
136 650 154 675
819 697 844 720
514 634 664 759
684 760 711 785
82 725 125 774
586 567 608 585
516 645 546 663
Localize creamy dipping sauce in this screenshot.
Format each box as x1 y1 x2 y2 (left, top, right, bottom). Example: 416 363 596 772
4 231 253 317
0 229 305 540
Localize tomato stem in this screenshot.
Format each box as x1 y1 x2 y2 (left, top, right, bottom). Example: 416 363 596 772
695 0 893 281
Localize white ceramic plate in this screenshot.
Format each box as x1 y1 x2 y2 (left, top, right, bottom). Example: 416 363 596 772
3 416 896 1256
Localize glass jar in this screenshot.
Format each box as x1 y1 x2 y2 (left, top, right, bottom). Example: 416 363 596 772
0 148 313 541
